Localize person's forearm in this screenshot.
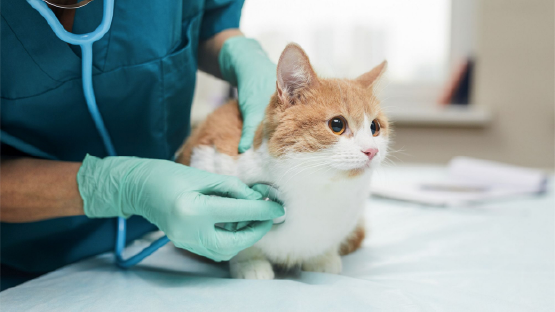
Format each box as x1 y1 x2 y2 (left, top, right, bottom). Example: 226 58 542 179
197 28 243 79
0 158 84 223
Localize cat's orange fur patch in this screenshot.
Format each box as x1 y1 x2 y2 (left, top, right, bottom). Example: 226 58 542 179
252 124 264 150
339 219 366 256
176 100 243 166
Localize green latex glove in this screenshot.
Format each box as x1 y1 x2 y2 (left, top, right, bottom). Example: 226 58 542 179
77 154 284 262
219 36 276 153
220 183 283 231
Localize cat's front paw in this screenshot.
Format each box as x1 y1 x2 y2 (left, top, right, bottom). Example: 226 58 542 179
302 251 342 274
230 259 275 280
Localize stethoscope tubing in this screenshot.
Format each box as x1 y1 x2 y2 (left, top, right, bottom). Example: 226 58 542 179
28 0 113 45
28 0 169 269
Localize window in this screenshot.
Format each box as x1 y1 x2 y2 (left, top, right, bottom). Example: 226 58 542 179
242 0 451 85
192 0 480 124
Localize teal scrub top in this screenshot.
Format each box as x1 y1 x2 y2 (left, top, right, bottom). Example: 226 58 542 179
0 0 244 279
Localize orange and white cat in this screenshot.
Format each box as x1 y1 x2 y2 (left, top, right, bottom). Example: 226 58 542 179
176 43 390 279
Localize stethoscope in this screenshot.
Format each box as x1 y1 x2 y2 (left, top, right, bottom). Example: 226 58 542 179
28 0 170 268
28 0 284 269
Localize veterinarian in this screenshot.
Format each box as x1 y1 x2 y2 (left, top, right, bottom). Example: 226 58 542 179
0 0 284 290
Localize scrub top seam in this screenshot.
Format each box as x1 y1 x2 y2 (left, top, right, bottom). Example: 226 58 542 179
0 130 58 160
1 15 60 83
1 55 179 101
100 5 115 72
159 58 170 157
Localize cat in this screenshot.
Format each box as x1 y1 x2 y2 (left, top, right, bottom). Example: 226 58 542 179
176 43 390 279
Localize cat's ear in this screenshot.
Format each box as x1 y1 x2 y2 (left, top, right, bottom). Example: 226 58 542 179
356 60 387 89
276 43 318 105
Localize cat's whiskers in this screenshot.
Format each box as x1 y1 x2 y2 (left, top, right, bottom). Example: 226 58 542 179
271 148 335 183
279 161 333 186
273 158 332 188
271 153 328 176
297 159 344 187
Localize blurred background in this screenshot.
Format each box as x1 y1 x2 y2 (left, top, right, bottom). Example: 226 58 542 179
192 0 554 170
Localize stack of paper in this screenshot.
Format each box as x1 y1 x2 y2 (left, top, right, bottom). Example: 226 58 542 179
371 157 548 206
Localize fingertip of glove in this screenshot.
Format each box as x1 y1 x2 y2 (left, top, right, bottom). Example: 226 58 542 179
272 204 286 218
250 183 270 195
238 140 252 154
245 187 263 200
260 200 285 218
261 219 275 230
238 147 248 154
244 220 273 239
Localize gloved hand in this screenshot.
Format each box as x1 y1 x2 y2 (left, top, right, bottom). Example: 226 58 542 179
219 36 276 153
77 154 284 262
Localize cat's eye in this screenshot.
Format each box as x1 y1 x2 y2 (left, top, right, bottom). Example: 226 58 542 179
371 119 381 137
328 116 347 135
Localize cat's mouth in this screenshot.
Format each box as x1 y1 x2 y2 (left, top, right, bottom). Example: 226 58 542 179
330 157 375 173
342 160 376 177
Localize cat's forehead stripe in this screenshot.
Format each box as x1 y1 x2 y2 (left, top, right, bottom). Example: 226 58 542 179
321 79 379 130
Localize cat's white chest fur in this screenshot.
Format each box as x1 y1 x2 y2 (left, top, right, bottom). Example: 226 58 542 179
190 142 370 266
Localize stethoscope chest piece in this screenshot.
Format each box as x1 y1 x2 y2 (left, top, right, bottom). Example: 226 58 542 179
264 197 286 225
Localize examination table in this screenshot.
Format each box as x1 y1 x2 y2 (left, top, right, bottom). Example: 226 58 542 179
1 166 553 311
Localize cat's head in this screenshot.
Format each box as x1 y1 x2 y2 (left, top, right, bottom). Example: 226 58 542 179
256 43 391 177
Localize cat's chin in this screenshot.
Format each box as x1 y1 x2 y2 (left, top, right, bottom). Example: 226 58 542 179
342 159 384 176
344 167 371 178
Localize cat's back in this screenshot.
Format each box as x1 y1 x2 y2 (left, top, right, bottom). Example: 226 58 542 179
176 100 242 166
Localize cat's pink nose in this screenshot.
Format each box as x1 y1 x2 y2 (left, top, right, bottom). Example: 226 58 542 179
362 148 379 160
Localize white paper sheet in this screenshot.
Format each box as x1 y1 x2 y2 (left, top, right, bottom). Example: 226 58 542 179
371 157 548 206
